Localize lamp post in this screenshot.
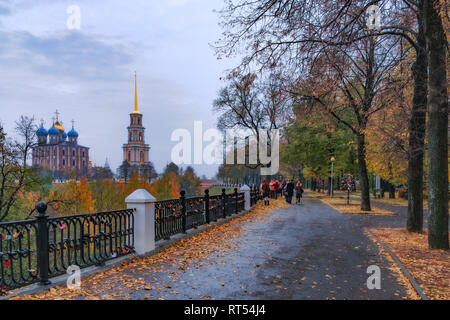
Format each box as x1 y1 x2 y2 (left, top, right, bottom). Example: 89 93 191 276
330 157 335 198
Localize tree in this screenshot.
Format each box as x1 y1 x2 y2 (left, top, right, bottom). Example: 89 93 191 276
164 162 180 176
178 166 201 197
0 117 41 221
152 172 180 200
89 166 114 180
117 160 157 183
90 178 124 211
282 115 358 188
294 35 405 210
78 177 95 213
118 161 131 183
215 0 447 245
213 73 290 172
424 0 448 249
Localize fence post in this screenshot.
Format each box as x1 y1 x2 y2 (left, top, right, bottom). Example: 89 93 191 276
241 184 251 210
180 190 187 233
204 189 210 224
35 201 50 286
221 188 227 219
234 188 238 214
125 189 156 255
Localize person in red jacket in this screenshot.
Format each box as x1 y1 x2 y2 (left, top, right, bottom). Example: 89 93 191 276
274 180 280 199
269 180 276 198
261 180 270 206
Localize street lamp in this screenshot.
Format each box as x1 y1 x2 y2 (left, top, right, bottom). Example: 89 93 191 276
330 156 335 197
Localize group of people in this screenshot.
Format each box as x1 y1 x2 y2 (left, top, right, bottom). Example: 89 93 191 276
261 179 304 206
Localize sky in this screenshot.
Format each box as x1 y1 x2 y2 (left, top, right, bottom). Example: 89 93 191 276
0 0 239 178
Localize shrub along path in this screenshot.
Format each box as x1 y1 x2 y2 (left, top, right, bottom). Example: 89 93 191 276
12 196 416 300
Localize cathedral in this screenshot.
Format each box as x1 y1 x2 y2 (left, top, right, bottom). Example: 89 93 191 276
118 73 155 181
32 111 90 177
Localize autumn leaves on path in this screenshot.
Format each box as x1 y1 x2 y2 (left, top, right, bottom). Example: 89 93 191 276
12 196 418 300
14 199 290 300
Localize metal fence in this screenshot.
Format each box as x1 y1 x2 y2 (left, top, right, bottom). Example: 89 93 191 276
250 186 261 206
1 186 258 293
0 203 134 292
154 188 250 242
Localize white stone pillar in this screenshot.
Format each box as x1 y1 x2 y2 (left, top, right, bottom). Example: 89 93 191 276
125 189 156 255
241 184 251 211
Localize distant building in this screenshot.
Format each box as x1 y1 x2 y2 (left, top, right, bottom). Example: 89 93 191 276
118 72 156 181
32 111 89 178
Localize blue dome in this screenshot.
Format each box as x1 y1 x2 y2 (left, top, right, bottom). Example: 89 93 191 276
62 132 67 139
48 125 59 135
68 128 78 138
36 126 48 137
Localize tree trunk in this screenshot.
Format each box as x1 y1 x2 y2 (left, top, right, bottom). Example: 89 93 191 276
425 0 449 249
407 9 427 233
357 134 371 211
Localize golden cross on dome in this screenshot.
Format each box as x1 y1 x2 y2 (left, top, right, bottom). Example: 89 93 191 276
54 109 60 120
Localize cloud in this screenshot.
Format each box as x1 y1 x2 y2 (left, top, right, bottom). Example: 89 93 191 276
0 0 236 178
169 0 201 7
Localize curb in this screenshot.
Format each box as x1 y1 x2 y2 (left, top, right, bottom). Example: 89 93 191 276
366 229 428 300
1 204 258 300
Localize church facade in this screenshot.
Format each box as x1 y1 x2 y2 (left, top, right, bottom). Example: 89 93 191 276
32 112 89 177
118 73 155 181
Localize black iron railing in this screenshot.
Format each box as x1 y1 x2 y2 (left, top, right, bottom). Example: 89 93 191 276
0 219 38 291
154 199 183 241
1 187 258 293
208 194 223 223
250 186 260 206
0 203 134 293
46 209 135 278
185 196 205 229
154 188 251 242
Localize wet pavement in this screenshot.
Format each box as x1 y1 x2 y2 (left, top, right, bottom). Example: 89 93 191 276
82 195 410 300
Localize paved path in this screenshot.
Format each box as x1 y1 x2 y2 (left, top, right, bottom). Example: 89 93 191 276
64 195 410 300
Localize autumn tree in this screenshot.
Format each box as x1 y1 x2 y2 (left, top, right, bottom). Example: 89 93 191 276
424 0 448 249
78 177 95 213
282 114 358 190
0 117 41 221
151 172 180 200
215 0 447 246
178 166 201 197
213 73 291 173
90 179 125 211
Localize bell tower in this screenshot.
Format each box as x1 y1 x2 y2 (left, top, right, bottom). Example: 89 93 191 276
123 72 150 165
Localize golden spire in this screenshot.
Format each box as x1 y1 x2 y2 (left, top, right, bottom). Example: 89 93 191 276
132 71 140 114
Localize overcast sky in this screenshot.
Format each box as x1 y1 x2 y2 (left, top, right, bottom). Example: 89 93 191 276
0 0 238 178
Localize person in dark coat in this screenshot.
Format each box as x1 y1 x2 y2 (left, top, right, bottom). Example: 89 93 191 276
295 182 304 204
285 179 295 204
280 179 286 196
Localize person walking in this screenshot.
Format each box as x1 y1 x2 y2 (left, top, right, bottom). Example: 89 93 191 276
286 179 295 204
280 179 286 197
261 179 270 206
274 180 280 199
269 180 276 199
295 182 304 204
